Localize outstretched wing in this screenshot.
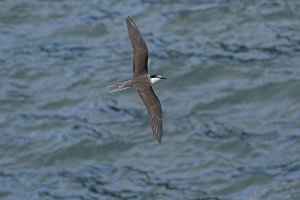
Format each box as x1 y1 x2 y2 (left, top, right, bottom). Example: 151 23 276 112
136 85 163 143
126 16 149 76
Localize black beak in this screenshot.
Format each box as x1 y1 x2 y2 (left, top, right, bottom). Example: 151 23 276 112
160 77 167 79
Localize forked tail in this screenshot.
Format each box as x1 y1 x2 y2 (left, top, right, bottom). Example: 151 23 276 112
106 80 133 93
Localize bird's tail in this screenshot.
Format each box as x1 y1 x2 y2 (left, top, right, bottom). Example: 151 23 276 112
106 80 133 93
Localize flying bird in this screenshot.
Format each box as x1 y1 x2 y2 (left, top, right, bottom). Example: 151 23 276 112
108 16 166 143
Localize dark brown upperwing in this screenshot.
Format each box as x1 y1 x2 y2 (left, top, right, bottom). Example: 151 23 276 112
126 16 149 76
136 82 163 143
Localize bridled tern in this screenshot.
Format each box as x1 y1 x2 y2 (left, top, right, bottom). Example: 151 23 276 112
108 16 166 143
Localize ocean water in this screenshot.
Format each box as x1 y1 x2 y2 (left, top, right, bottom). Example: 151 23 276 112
0 1 300 199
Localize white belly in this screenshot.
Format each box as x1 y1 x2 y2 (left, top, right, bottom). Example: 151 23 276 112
150 77 160 84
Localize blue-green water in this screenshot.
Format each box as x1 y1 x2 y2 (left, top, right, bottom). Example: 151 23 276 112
1 1 300 199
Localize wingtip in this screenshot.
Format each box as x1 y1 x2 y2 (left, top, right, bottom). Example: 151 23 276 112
157 135 162 144
126 16 137 28
126 16 132 22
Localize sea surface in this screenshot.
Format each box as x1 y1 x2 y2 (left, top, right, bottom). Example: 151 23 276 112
0 1 300 200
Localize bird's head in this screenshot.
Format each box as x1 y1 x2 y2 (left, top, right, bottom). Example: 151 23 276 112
150 74 166 84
